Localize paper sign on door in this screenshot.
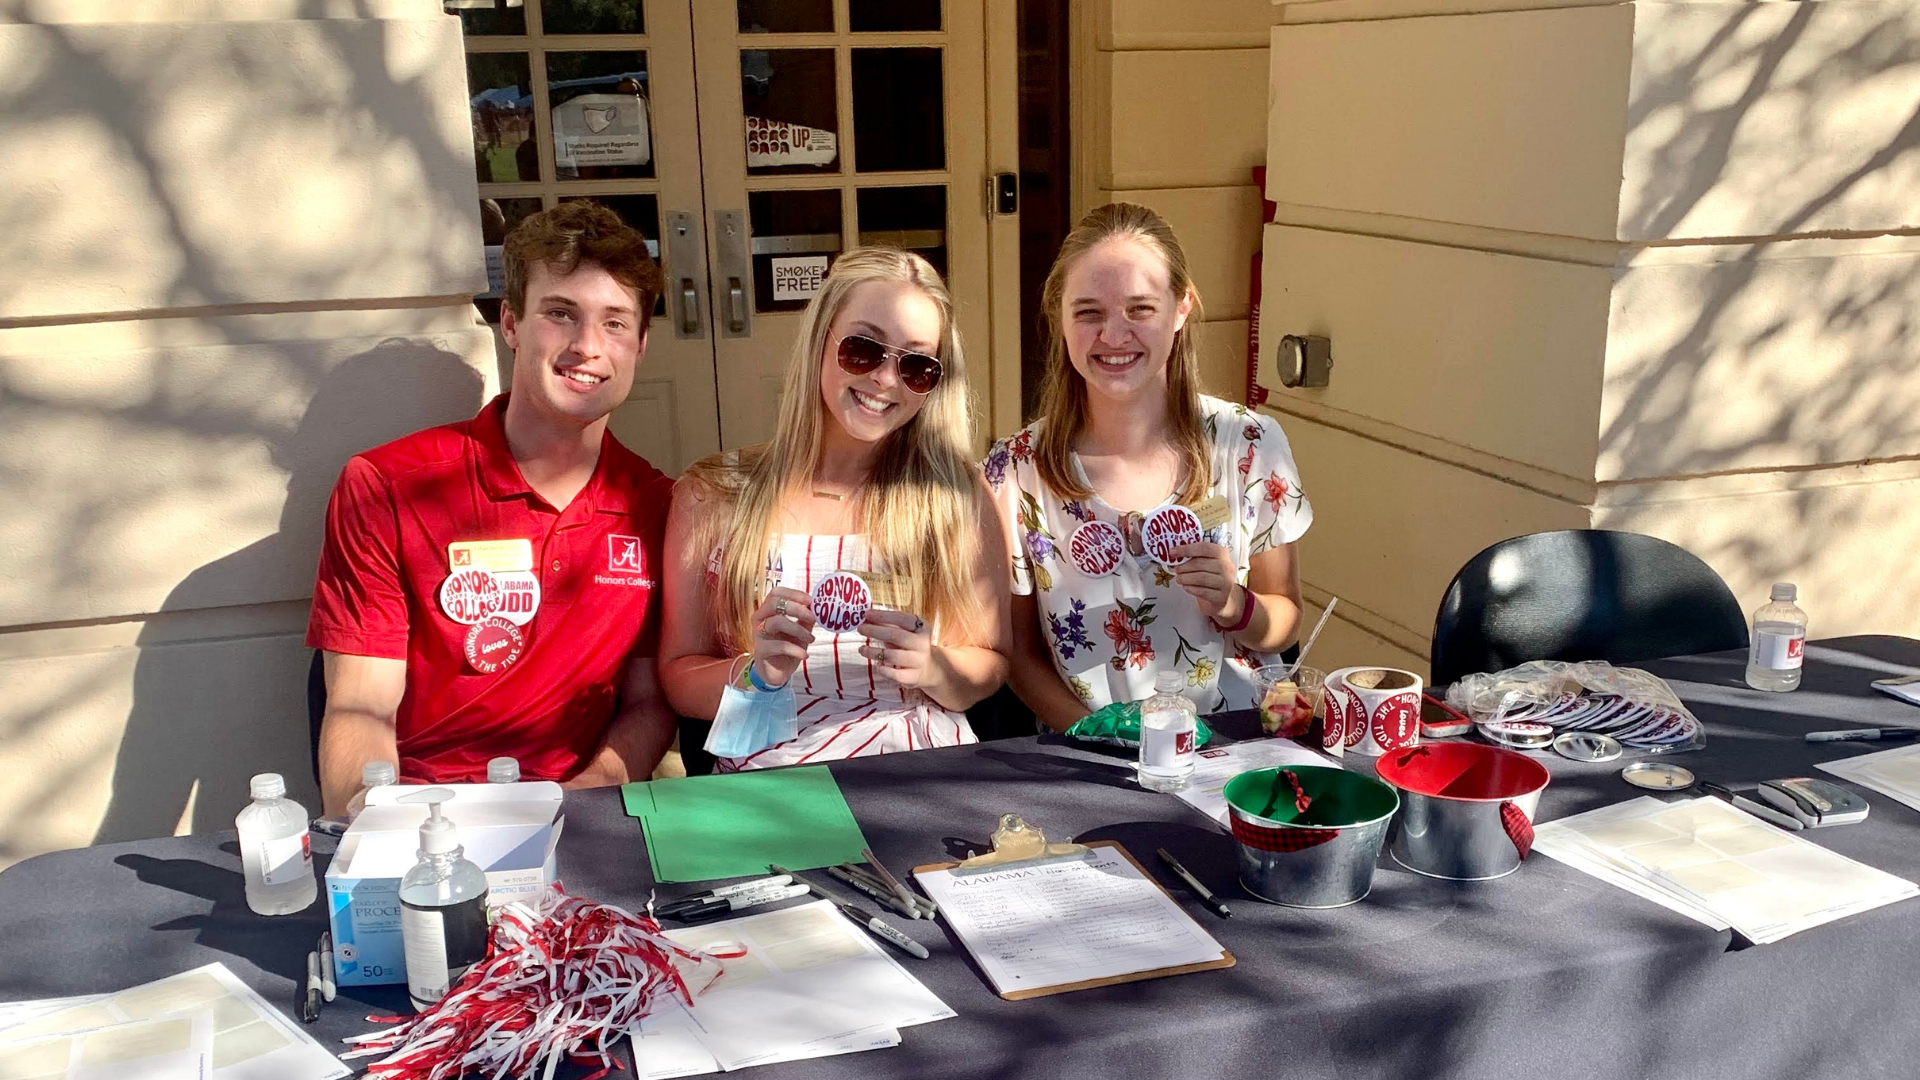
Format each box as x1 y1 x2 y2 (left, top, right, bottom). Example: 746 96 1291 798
771 256 831 302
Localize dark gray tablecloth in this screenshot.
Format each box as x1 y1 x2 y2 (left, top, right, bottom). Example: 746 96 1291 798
5 635 1920 1079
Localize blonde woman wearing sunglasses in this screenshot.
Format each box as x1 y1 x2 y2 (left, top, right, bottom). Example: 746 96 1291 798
659 248 1010 770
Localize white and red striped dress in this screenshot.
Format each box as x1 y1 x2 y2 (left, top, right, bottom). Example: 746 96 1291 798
712 533 977 772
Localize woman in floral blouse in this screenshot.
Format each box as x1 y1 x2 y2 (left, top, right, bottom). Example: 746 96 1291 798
986 203 1313 728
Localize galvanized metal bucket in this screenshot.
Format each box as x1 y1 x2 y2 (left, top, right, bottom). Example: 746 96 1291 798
1223 766 1400 908
1376 743 1550 881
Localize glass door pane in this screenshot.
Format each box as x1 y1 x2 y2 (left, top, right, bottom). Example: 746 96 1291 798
741 49 840 176
693 0 991 452
541 0 644 35
851 48 944 172
467 53 537 184
547 51 655 180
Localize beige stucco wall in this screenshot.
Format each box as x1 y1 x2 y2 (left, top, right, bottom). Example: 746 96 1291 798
1262 0 1920 678
1073 1 1279 403
0 0 498 869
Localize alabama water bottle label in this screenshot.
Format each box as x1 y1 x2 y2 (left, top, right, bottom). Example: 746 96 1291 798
1140 716 1196 769
1755 629 1805 670
258 832 312 886
401 895 490 1007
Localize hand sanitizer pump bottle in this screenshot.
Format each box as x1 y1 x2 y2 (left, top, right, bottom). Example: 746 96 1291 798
397 788 491 1011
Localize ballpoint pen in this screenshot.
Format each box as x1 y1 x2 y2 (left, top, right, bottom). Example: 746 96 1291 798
1806 727 1920 743
1156 847 1232 919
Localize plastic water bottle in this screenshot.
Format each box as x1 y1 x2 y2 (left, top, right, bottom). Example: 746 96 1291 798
487 757 520 784
235 773 317 916
1138 671 1199 793
397 788 491 1011
1745 582 1808 692
344 760 398 822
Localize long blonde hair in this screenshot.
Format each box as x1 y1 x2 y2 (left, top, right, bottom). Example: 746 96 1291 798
1033 202 1211 506
684 248 985 650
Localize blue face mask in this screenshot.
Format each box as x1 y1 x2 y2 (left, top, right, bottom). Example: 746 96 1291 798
705 678 801 759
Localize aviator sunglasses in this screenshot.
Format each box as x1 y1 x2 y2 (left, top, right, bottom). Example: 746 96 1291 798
836 334 943 395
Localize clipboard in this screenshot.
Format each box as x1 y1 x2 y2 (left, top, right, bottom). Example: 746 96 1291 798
914 840 1235 1000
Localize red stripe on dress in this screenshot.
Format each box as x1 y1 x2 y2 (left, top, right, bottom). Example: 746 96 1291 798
831 537 848 698
844 724 889 759
864 543 878 700
795 704 880 764
800 537 815 696
797 695 831 716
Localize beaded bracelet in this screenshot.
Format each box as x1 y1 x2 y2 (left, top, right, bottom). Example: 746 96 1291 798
1211 584 1256 635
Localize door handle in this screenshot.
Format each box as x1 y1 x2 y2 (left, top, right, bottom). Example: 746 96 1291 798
727 277 747 334
664 211 705 340
713 209 752 339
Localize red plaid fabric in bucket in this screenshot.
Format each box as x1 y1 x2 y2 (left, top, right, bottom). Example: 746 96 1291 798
1500 801 1535 860
1231 814 1339 853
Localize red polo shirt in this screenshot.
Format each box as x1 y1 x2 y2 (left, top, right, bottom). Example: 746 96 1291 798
306 395 673 783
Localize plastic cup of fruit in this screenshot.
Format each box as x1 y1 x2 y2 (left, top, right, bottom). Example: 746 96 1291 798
1256 664 1325 737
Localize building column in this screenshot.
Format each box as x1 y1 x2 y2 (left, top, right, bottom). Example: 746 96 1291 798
1259 0 1920 674
0 0 498 866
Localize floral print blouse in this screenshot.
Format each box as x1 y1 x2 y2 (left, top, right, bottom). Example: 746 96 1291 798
985 396 1314 714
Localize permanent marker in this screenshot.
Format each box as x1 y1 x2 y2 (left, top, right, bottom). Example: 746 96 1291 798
658 874 794 913
668 883 812 922
1805 727 1920 743
839 903 929 959
318 931 337 1002
860 847 922 918
828 864 923 918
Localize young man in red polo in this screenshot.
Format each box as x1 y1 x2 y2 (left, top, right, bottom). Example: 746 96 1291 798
307 202 678 814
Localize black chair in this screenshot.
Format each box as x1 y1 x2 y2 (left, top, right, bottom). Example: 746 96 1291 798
307 650 328 785
1430 529 1749 687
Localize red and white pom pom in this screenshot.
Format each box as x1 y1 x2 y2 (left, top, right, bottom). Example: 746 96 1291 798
342 886 726 1080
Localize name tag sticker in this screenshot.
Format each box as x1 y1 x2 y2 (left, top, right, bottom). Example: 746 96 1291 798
854 570 912 609
449 539 534 573
1188 495 1232 532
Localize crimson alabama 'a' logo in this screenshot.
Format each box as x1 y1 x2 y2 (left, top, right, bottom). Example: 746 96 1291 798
608 534 643 572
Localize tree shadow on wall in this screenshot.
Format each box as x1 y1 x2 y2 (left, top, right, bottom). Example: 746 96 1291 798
1599 1 1920 605
92 341 484 845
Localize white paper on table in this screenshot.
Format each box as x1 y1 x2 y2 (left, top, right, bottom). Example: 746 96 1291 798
1537 796 1918 944
0 994 109 1036
1534 803 1731 931
628 900 949 1074
1175 739 1334 829
0 962 348 1080
0 1008 212 1080
634 1008 898 1079
914 844 1226 996
1819 742 1920 815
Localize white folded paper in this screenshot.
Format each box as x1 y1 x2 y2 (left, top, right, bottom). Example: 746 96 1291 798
1535 795 1918 944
